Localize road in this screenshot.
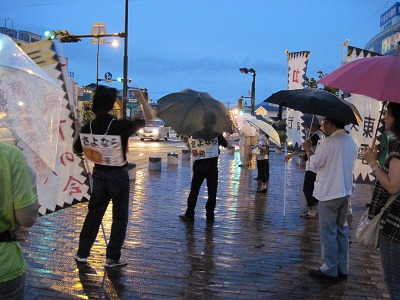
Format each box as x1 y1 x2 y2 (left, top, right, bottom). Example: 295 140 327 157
127 136 189 169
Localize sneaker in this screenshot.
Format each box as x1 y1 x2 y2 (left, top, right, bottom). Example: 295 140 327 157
179 214 194 222
306 210 318 219
300 209 318 219
74 254 88 263
104 259 128 268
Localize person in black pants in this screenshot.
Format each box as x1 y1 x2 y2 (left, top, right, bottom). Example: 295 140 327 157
180 135 230 223
73 86 146 268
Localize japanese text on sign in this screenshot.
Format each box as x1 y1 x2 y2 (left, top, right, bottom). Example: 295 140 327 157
80 133 126 166
190 137 219 160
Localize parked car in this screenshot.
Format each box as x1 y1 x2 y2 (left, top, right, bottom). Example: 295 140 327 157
138 118 170 141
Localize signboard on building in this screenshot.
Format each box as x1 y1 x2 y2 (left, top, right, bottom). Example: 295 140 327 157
380 2 400 31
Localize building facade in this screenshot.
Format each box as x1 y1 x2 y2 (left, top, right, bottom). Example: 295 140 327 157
365 2 400 55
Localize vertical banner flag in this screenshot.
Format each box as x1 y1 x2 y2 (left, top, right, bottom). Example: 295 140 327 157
344 46 382 184
20 40 90 215
286 51 310 149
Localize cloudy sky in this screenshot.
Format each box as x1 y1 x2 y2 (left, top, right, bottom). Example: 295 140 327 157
1 0 392 106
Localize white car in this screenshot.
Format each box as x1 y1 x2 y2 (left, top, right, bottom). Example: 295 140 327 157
138 118 170 141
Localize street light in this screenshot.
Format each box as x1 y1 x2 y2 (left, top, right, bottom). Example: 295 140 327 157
239 67 256 116
92 38 120 87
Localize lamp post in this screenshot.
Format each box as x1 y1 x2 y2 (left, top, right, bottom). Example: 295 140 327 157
239 67 256 116
123 0 129 119
92 38 120 87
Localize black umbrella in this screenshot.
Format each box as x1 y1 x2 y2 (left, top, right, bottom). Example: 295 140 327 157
157 88 233 140
263 89 362 125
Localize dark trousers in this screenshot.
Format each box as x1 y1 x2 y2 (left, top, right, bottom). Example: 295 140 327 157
303 170 319 208
185 158 218 219
257 159 270 183
78 167 130 261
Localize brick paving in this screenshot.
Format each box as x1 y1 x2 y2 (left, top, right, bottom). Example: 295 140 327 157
18 145 390 299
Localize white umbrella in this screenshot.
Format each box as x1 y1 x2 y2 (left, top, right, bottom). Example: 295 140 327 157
247 119 281 147
0 33 64 171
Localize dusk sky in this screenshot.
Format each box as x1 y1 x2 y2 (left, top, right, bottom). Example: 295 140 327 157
1 0 392 107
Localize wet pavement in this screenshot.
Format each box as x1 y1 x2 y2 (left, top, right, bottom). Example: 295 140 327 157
19 147 389 299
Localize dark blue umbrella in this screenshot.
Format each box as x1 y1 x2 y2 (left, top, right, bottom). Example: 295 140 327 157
263 89 362 125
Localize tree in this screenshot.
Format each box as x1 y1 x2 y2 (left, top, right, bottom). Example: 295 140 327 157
304 71 339 96
77 101 95 126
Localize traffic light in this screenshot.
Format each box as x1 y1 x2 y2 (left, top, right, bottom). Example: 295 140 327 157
117 77 132 83
238 97 243 110
60 35 81 43
44 31 56 40
239 67 249 74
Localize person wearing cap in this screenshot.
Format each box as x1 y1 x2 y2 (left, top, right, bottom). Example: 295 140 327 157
72 85 146 268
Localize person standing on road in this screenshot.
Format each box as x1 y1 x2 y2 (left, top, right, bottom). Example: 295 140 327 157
179 134 232 223
285 124 325 218
303 117 357 280
73 86 145 268
363 102 400 299
0 142 40 299
253 131 270 193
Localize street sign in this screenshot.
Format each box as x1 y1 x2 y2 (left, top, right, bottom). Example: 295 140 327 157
91 22 106 35
104 72 112 80
128 89 137 102
105 80 112 84
90 37 106 45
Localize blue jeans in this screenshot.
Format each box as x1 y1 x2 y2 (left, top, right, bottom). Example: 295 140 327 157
318 196 350 277
77 167 130 261
0 274 25 300
379 234 400 300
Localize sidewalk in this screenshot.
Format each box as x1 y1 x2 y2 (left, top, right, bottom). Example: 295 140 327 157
20 149 389 299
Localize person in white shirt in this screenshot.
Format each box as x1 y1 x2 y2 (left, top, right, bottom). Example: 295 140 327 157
253 132 270 193
303 117 357 280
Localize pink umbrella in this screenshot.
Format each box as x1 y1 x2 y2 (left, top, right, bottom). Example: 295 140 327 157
318 55 400 104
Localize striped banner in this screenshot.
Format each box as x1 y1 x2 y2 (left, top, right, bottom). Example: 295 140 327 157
286 51 310 149
344 46 383 184
20 40 90 215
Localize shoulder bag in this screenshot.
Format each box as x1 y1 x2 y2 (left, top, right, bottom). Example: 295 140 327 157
356 192 399 249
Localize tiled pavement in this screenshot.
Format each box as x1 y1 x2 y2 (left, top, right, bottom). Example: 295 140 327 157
19 145 389 299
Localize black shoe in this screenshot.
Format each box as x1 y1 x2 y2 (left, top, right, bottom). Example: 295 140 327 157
256 188 267 193
179 214 194 222
338 272 348 279
309 268 338 280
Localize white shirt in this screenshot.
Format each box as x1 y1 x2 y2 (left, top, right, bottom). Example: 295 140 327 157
309 129 358 201
255 135 269 160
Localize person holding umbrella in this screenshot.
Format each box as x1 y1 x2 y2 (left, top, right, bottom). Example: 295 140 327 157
253 131 270 193
179 134 231 223
72 86 146 268
363 102 400 299
303 117 357 280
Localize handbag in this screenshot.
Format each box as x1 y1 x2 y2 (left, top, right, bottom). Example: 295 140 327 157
356 193 399 249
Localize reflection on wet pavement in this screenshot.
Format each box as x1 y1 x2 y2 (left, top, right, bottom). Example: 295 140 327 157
20 150 389 299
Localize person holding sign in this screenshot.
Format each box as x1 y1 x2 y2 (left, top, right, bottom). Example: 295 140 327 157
73 86 145 268
179 135 231 223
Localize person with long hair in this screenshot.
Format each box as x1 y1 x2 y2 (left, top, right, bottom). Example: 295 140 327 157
363 102 400 299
